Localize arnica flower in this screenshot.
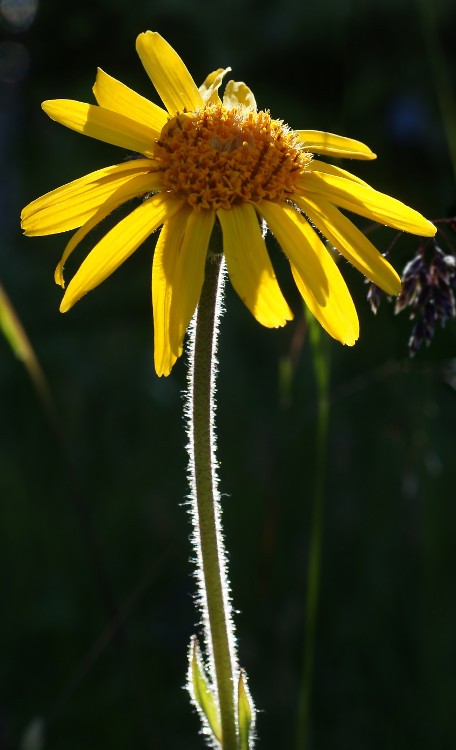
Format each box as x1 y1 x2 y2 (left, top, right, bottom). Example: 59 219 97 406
21 32 436 376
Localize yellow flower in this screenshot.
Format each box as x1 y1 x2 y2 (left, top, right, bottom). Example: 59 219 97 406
21 32 436 376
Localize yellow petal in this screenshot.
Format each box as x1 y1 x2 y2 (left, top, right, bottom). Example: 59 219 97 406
298 171 436 237
199 68 231 105
169 209 215 351
54 172 165 287
294 194 401 295
136 31 204 115
60 194 183 312
217 204 292 327
307 159 369 186
152 207 214 376
296 130 376 160
152 208 190 376
93 68 168 134
223 80 257 112
257 200 359 345
42 100 159 157
22 160 157 235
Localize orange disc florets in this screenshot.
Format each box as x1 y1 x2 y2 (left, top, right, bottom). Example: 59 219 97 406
153 105 312 210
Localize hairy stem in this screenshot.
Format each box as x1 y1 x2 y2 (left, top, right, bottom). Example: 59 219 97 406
187 253 238 749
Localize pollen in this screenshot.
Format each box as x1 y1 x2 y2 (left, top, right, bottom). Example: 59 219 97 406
154 105 312 210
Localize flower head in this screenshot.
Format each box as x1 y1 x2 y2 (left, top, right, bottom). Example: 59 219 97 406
21 32 436 375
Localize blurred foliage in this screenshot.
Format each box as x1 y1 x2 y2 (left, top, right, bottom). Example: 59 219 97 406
1 0 456 748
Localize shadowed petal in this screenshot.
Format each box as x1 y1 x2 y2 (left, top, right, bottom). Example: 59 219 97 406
152 208 214 376
298 171 436 236
22 160 158 235
60 194 183 312
42 100 159 157
136 31 204 115
93 68 167 134
294 194 401 295
296 130 376 160
257 200 359 344
217 204 292 326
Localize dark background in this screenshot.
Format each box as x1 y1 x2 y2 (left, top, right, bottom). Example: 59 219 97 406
1 0 455 748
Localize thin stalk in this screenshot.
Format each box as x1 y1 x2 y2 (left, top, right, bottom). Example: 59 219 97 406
296 312 330 749
187 253 238 749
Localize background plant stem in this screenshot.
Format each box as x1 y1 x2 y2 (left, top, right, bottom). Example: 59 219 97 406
416 0 456 184
296 312 330 749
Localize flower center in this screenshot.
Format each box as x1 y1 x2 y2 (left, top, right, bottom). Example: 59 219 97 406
154 105 312 210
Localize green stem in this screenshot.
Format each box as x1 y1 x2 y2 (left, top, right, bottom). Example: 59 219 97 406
296 313 330 749
187 253 238 749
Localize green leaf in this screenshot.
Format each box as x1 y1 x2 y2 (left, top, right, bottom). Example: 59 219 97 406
0 280 33 361
237 669 255 750
188 637 221 742
0 281 54 418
